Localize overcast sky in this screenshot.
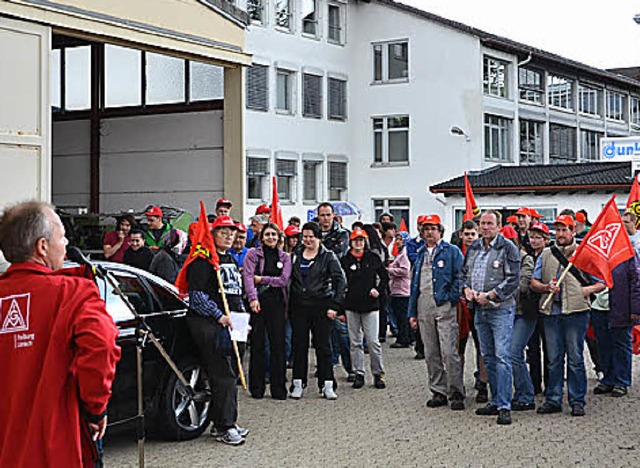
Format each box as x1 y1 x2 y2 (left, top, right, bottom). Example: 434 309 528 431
399 0 640 70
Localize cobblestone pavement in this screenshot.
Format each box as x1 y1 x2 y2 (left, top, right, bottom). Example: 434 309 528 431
105 338 640 467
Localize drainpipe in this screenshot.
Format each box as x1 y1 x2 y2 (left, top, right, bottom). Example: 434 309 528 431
518 52 533 67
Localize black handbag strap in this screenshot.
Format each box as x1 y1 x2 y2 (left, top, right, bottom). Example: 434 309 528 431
550 245 592 287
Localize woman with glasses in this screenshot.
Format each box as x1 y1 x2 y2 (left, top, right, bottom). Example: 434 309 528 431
242 223 291 400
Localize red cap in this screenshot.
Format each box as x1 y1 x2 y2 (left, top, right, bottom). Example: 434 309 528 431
255 204 271 215
554 215 575 228
575 212 587 223
216 198 233 208
284 225 300 237
530 209 543 219
417 215 427 225
235 223 247 233
506 215 518 224
421 214 442 226
529 223 550 236
515 207 531 216
145 206 163 217
499 225 518 240
211 215 238 230
350 229 369 241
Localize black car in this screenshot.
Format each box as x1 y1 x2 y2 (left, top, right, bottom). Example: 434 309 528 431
89 262 210 440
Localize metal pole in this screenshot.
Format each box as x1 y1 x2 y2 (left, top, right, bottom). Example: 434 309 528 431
136 336 145 468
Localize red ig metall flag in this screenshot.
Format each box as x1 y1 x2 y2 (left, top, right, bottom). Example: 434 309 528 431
463 172 480 221
270 176 284 230
570 195 635 288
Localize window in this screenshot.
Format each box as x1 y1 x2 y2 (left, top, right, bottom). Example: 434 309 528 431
631 97 640 127
275 0 292 30
578 84 602 116
547 74 574 110
303 160 322 203
51 49 62 111
373 41 408 82
276 158 297 202
64 46 91 111
580 129 602 162
520 120 543 164
247 157 269 200
328 77 346 120
276 69 294 113
146 52 185 105
246 65 269 111
302 73 322 118
373 199 410 228
483 56 508 98
484 115 512 161
328 161 347 200
518 67 543 104
246 0 265 24
549 124 576 164
190 61 224 101
373 116 410 163
327 4 343 44
301 0 318 36
606 90 626 122
105 44 142 108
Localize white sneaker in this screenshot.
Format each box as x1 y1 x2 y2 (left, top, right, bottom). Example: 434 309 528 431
322 381 337 400
290 379 304 399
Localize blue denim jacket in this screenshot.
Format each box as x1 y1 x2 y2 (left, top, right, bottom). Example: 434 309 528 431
408 241 464 318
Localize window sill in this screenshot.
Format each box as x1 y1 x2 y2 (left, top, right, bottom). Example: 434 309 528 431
328 116 347 122
483 92 511 101
370 161 409 168
302 114 322 120
605 118 627 124
275 109 295 116
247 106 269 113
301 32 321 41
578 112 603 119
370 78 409 86
275 26 293 34
518 98 544 107
548 105 575 114
328 39 344 46
484 158 514 164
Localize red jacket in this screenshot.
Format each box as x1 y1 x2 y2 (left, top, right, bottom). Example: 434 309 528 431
0 263 121 467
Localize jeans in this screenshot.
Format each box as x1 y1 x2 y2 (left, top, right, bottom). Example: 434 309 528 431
543 312 589 408
390 296 410 345
346 310 384 376
510 315 537 404
474 306 515 410
591 310 633 387
331 318 353 373
386 301 398 335
284 319 293 364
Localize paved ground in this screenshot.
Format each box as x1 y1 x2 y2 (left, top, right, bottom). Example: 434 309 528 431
105 339 640 467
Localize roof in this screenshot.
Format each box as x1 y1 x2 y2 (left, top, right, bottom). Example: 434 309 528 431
378 0 640 90
198 0 250 27
429 161 633 195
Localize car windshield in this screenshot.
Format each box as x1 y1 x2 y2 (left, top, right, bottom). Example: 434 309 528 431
96 272 139 323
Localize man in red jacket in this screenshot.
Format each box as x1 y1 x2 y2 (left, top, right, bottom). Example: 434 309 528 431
0 201 121 467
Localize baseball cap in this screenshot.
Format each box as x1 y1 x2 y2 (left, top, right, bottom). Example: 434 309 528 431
211 215 238 230
515 207 531 216
529 223 550 236
554 215 575 228
417 215 427 225
216 198 233 208
506 215 518 224
235 222 247 233
350 229 369 241
499 225 518 240
421 214 442 226
284 225 300 237
255 204 271 215
529 209 543 219
145 206 163 217
575 212 587 223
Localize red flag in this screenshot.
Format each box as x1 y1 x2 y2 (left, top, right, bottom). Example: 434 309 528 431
269 176 284 230
175 201 219 294
390 218 408 257
398 218 408 233
626 173 640 208
463 172 480 221
570 195 635 288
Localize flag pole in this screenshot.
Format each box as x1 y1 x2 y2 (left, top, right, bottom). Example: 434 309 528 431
540 262 574 309
215 269 247 391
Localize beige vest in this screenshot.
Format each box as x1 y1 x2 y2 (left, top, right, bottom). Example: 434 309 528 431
538 245 591 315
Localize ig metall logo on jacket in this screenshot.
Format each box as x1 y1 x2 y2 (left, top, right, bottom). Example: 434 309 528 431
0 293 32 347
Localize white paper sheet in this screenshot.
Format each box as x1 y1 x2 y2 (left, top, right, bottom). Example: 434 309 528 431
229 312 250 342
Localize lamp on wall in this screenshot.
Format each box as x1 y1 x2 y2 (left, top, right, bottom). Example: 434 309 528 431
450 125 471 141
634 14 640 24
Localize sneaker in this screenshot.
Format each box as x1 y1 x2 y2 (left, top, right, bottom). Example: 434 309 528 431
475 403 498 416
497 409 512 425
290 379 304 399
374 374 386 389
390 342 410 348
475 381 488 403
346 373 356 383
322 381 338 400
536 402 562 414
426 393 448 408
571 403 585 417
353 373 365 389
611 386 627 397
593 383 614 395
215 427 245 446
511 401 535 411
210 425 249 438
450 392 465 411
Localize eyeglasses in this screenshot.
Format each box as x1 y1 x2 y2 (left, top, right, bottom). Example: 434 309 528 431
216 229 235 238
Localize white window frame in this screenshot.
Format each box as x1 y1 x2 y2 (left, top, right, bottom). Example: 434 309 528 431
547 74 574 111
301 0 320 39
302 70 323 119
327 157 348 201
246 152 270 202
372 40 409 84
578 83 602 117
372 198 410 227
606 89 626 122
275 152 298 203
519 119 543 165
631 96 640 127
327 2 344 45
484 114 512 162
327 75 347 121
246 64 269 111
246 0 266 25
274 0 293 32
483 56 509 98
579 129 602 162
275 67 295 115
549 123 577 164
302 155 324 204
518 67 544 104
372 115 410 165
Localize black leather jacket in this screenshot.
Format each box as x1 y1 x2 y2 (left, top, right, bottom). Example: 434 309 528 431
290 245 346 309
321 220 350 258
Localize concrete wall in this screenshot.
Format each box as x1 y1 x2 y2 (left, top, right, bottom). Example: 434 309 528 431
52 110 224 215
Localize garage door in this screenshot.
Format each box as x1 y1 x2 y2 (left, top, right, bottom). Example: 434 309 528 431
0 16 50 210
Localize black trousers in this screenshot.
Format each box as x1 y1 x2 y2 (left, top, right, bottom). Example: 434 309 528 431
527 316 549 394
291 298 334 389
249 293 287 399
187 315 238 430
